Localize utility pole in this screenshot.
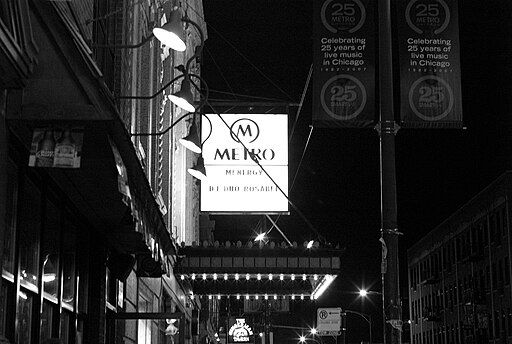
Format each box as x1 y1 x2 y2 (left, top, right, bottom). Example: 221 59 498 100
377 0 402 343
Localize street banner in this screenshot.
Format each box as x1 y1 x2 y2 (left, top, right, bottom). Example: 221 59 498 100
397 0 463 128
313 0 376 128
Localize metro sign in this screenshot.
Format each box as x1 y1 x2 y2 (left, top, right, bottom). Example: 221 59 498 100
200 113 289 214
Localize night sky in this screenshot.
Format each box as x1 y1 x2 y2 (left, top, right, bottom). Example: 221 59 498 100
200 0 512 341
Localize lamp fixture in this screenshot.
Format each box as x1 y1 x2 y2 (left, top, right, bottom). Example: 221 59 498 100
178 119 201 153
117 7 207 114
187 155 207 180
168 76 196 112
152 9 186 51
91 7 194 52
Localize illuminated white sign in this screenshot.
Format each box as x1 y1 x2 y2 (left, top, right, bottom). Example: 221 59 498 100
317 307 342 336
200 113 288 213
228 318 254 343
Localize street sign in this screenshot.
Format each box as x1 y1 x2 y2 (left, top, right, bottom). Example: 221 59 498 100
317 330 342 336
316 307 342 336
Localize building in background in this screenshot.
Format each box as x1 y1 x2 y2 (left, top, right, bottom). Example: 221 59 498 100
408 171 512 344
0 0 211 343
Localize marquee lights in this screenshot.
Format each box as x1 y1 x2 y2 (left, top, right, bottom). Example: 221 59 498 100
179 272 333 281
202 293 313 300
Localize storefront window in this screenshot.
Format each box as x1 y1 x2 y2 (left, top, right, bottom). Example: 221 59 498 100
77 229 89 314
2 160 18 277
0 283 10 337
60 311 70 344
62 215 76 310
40 300 55 341
18 179 41 291
42 200 60 301
15 290 33 343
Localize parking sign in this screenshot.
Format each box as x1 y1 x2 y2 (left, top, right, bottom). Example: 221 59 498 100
316 307 342 336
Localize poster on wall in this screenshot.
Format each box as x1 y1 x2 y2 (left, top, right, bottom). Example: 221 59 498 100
200 113 288 214
397 0 463 128
29 127 84 168
312 0 376 128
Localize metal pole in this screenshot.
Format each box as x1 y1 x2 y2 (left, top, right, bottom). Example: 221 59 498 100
377 0 402 344
0 89 9 344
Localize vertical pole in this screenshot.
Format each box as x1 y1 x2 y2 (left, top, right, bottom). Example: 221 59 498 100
0 89 9 344
377 0 402 344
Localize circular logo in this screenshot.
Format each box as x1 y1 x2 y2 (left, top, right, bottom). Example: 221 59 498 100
405 0 450 35
321 0 366 34
320 74 367 120
408 75 454 121
319 310 329 319
229 118 260 144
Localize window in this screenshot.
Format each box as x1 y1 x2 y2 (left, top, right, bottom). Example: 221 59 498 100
60 311 71 344
42 199 60 302
15 290 34 343
62 214 77 310
40 300 55 341
2 160 17 277
18 178 41 291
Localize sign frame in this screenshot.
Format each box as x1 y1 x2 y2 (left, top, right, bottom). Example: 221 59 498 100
200 113 289 214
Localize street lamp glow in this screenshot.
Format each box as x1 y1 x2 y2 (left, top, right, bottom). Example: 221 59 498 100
299 335 306 342
310 328 317 335
255 233 265 241
359 289 368 297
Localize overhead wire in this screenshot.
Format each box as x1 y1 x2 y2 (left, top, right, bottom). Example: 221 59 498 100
186 2 295 102
186 4 322 243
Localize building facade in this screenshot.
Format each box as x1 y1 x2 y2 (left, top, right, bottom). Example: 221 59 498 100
408 172 512 344
0 0 209 343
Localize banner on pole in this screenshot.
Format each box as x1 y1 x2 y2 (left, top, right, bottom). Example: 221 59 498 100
312 0 376 128
397 0 463 128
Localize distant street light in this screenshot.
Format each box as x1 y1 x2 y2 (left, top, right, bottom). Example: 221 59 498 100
358 289 382 297
299 335 322 344
255 233 265 241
